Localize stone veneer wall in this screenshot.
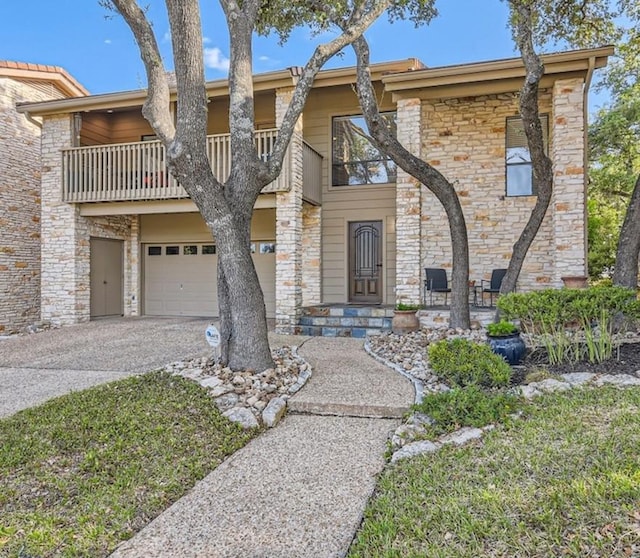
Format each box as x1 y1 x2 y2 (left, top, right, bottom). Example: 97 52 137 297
301 203 321 306
40 114 138 324
395 98 423 306
551 78 587 282
0 78 57 333
419 87 574 293
274 87 304 333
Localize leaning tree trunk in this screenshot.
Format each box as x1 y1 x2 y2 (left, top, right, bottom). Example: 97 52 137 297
352 36 471 329
613 173 640 289
500 2 554 297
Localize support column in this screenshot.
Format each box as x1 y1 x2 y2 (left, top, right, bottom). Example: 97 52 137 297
395 97 423 306
125 215 140 316
40 115 90 324
551 78 587 285
302 203 321 305
274 87 304 333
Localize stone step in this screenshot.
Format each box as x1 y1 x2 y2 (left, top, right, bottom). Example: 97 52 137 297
296 324 387 338
287 400 408 419
299 305 394 338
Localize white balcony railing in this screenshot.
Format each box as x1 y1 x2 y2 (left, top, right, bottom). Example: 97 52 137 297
62 129 322 204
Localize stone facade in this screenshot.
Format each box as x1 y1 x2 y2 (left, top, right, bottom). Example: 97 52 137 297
0 78 56 333
551 78 587 283
301 203 321 306
395 97 423 306
419 88 567 295
275 87 305 333
40 115 138 325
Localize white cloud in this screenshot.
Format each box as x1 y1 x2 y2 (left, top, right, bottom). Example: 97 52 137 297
162 31 171 43
258 55 270 62
204 47 230 71
104 39 112 44
203 36 212 44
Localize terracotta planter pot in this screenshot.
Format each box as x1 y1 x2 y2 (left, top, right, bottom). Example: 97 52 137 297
392 310 420 335
561 275 588 289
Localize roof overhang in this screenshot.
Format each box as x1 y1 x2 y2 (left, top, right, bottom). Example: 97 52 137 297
0 63 88 98
383 46 613 100
17 59 422 117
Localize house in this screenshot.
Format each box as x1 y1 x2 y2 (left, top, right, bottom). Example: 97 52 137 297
15 46 612 335
0 62 87 334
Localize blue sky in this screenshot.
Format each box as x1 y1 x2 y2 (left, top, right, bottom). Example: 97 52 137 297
0 0 609 111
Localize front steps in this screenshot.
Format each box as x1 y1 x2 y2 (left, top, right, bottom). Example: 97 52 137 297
298 305 394 338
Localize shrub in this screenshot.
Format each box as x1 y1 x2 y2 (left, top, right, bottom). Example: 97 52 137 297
427 338 512 388
412 385 522 437
486 320 518 337
497 286 640 365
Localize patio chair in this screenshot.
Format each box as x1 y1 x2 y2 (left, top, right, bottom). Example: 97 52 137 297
480 268 508 307
424 267 451 307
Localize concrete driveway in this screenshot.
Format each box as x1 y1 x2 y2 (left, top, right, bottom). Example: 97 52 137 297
0 317 216 418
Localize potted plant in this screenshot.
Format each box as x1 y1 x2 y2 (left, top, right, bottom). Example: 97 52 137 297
486 320 526 365
392 302 421 334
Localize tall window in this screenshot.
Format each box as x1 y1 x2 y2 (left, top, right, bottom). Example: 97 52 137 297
332 113 397 186
505 115 549 196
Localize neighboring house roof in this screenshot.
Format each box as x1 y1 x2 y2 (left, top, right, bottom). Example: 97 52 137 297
0 60 89 98
15 46 613 117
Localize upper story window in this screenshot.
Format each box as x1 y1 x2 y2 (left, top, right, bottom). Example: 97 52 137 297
505 114 549 197
332 112 397 187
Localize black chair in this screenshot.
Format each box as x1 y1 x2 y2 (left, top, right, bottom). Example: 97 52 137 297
424 268 451 307
481 268 508 307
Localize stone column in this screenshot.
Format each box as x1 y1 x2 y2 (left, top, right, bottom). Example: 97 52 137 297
126 215 140 316
40 114 90 324
302 203 321 305
274 87 304 333
551 78 586 285
395 97 423 306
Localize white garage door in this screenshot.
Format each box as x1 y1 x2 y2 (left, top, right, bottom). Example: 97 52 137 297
144 242 275 318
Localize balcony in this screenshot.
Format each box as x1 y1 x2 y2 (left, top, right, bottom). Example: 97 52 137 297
62 129 323 205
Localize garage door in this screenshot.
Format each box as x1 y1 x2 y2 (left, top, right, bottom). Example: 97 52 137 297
143 242 275 318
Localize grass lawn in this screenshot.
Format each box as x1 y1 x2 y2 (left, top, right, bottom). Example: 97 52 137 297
0 372 257 557
349 386 640 558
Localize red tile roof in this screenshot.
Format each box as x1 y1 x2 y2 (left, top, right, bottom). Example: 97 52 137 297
0 60 89 97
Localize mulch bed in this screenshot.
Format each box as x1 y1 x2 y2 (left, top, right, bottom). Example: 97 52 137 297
522 341 640 377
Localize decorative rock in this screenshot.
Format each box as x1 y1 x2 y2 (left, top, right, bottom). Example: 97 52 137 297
391 424 427 449
533 378 572 393
209 385 232 398
440 427 484 446
518 385 542 399
262 397 287 428
593 374 640 387
391 440 441 463
214 392 239 412
560 372 595 386
223 407 259 429
200 377 223 389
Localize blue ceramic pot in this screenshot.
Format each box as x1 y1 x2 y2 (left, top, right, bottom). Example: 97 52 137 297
488 333 526 365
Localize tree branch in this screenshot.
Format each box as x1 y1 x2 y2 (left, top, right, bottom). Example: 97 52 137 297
109 0 175 142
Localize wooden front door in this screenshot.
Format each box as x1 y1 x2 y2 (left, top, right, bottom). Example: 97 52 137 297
348 221 383 303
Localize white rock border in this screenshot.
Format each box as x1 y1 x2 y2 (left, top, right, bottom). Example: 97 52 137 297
165 345 312 429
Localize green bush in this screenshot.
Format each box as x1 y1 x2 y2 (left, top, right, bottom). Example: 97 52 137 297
412 385 522 437
427 338 512 388
486 320 518 336
497 286 640 365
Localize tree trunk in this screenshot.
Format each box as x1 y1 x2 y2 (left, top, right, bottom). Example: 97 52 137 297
613 173 640 289
352 37 470 329
500 2 554 297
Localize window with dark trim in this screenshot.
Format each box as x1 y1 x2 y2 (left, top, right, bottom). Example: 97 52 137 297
505 115 549 197
148 246 161 256
183 245 198 255
332 112 397 186
166 246 179 255
202 245 216 255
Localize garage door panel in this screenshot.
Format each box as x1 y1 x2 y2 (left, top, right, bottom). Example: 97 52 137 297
144 242 275 318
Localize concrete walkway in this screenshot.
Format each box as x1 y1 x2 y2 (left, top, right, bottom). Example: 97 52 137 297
111 337 415 558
